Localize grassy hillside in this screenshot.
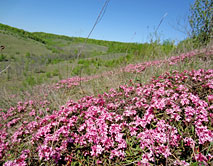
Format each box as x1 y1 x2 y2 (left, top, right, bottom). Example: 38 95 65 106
0 32 51 57
0 23 176 94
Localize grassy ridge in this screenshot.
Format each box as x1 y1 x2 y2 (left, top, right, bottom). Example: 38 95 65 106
0 23 46 44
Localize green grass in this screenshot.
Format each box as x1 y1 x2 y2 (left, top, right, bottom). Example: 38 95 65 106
0 32 51 57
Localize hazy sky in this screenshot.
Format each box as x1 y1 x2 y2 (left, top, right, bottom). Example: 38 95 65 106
0 0 194 43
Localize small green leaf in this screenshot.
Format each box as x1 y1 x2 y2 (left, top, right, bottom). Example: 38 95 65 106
192 125 195 133
190 162 199 166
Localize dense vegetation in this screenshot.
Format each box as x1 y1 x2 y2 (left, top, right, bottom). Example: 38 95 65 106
1 67 213 165
188 0 212 46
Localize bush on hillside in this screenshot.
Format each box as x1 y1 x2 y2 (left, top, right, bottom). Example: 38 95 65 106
189 0 212 47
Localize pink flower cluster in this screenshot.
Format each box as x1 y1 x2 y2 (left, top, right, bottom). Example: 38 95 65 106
124 49 213 73
54 71 117 89
0 68 212 165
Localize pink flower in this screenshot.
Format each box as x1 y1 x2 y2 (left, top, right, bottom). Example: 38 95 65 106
110 149 125 159
123 107 137 117
156 145 171 158
195 126 212 144
29 109 36 116
91 145 104 157
183 137 195 148
117 139 127 149
173 160 190 166
207 95 213 102
140 152 154 165
195 153 208 165
129 126 138 136
184 106 196 122
180 93 190 106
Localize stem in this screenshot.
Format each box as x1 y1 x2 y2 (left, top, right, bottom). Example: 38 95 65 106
0 63 11 75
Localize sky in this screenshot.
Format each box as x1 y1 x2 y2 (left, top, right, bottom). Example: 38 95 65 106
0 0 194 43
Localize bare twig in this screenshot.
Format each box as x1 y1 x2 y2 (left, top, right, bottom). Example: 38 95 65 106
76 0 111 60
155 12 168 33
0 64 11 75
71 0 111 90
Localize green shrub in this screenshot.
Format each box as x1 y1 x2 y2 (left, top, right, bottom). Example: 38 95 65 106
23 75 36 86
72 65 82 76
36 74 46 84
162 39 175 54
25 52 31 58
52 69 59 76
189 0 212 47
46 72 52 78
0 54 8 62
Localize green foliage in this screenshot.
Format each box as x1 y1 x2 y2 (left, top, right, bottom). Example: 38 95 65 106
46 72 52 78
52 69 59 76
25 52 31 58
23 75 36 87
47 58 62 65
162 39 175 54
33 32 175 57
36 74 46 84
72 53 134 76
0 54 8 62
34 68 45 74
72 65 82 76
32 32 75 42
177 38 195 51
188 0 212 46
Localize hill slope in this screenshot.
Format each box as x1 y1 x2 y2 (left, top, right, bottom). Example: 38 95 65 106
0 23 176 94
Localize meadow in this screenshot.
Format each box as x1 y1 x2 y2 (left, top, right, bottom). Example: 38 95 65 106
0 22 212 166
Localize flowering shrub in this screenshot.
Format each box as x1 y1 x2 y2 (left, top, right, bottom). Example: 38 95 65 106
0 68 212 165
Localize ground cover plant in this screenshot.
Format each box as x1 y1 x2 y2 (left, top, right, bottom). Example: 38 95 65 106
1 66 212 165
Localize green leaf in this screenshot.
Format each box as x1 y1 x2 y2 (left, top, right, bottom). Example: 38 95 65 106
192 125 195 133
190 162 199 166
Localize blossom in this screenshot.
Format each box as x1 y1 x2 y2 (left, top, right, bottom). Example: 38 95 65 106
183 137 195 148
173 160 190 166
91 145 104 157
207 95 213 102
195 153 208 165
